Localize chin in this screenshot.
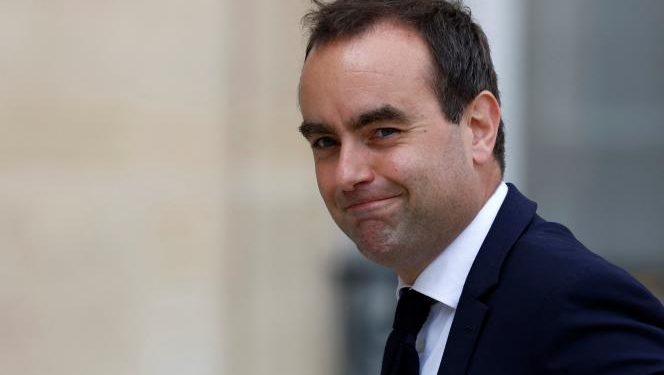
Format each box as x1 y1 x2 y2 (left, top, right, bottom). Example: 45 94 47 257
340 220 403 263
354 236 402 267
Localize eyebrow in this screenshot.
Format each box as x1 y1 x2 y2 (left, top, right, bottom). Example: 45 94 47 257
298 104 409 138
299 121 331 139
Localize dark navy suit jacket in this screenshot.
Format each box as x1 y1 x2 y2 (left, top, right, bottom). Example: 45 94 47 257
437 184 664 374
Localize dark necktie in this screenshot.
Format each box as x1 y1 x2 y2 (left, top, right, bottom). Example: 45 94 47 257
380 288 435 375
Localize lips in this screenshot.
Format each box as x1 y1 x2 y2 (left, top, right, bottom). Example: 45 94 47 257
341 194 402 212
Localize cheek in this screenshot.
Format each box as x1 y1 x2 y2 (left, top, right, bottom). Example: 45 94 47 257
394 142 454 196
385 146 432 181
315 163 336 202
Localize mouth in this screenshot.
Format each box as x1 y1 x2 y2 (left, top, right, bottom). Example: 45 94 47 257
343 194 402 213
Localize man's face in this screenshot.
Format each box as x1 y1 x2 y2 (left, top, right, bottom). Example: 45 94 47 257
298 21 480 277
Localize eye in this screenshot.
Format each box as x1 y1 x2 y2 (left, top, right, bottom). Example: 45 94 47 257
374 127 400 139
312 136 338 149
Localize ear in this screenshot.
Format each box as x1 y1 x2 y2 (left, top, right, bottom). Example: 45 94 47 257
465 90 501 166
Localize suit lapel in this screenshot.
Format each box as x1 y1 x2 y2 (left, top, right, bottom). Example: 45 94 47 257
437 184 537 375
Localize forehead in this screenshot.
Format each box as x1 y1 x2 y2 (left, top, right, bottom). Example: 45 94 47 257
298 20 435 112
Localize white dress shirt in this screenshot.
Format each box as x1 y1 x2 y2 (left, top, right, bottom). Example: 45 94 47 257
396 182 508 374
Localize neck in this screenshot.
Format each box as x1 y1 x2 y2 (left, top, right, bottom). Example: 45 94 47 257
397 174 502 286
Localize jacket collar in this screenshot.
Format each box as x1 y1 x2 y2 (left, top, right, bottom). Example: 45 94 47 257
437 183 537 375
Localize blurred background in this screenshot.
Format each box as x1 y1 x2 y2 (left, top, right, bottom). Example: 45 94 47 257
0 0 661 374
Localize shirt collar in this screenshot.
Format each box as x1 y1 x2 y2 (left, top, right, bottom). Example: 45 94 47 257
397 182 508 309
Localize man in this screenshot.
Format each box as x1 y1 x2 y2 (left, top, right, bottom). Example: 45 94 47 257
297 1 664 374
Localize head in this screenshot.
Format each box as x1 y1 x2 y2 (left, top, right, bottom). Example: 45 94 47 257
298 0 503 283
303 0 504 172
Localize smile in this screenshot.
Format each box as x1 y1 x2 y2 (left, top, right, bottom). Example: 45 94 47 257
344 195 402 215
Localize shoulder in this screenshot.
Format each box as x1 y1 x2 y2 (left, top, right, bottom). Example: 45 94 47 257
498 215 664 374
503 215 645 292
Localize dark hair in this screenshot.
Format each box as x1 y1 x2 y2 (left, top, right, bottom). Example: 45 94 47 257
303 0 505 173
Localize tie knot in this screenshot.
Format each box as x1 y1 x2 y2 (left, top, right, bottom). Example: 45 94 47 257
393 289 435 335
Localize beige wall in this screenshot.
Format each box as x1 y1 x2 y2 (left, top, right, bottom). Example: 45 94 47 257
221 1 338 374
1 0 336 374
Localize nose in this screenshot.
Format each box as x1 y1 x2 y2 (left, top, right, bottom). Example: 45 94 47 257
336 142 374 191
